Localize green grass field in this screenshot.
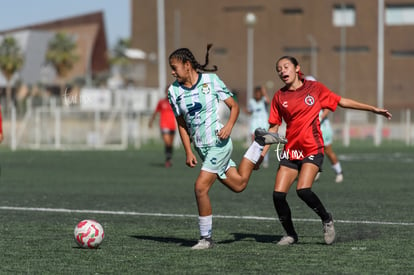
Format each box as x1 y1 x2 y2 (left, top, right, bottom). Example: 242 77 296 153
0 142 413 274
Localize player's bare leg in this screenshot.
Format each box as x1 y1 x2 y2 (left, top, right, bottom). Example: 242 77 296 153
192 171 217 250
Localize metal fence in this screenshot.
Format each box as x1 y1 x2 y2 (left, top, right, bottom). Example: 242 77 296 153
2 88 413 151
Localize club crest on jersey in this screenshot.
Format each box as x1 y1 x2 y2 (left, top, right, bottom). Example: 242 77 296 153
304 95 315 106
201 83 211 94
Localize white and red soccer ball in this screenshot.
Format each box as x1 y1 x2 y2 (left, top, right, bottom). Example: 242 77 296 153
74 219 104 249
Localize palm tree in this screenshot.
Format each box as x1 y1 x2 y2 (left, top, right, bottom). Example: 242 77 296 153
45 32 79 98
0 36 24 112
109 38 133 87
110 38 131 67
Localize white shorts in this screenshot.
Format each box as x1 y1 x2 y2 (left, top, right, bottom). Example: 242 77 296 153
195 138 236 179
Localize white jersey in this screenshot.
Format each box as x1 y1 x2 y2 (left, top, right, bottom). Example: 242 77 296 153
319 110 333 145
168 73 233 147
247 97 269 133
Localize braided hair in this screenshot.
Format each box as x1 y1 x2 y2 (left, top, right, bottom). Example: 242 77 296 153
169 44 218 72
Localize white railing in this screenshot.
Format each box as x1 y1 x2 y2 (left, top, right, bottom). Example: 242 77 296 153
3 88 414 150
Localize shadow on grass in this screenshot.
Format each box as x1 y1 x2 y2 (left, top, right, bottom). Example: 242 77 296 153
130 235 195 247
218 233 281 244
130 233 282 247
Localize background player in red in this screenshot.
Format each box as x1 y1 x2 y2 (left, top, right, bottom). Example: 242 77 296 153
149 88 177 167
260 56 392 245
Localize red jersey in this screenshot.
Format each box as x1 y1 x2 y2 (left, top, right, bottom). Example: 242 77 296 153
269 80 341 160
155 98 176 130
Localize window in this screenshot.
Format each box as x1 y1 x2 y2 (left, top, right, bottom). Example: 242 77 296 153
391 50 414 57
333 4 355 27
386 5 414 25
282 8 303 15
333 46 369 53
283 47 316 54
222 6 264 13
213 47 228 55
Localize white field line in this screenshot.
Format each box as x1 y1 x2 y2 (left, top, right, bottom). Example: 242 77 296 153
1 206 413 226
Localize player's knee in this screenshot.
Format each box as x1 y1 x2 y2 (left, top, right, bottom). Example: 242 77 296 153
194 183 209 197
273 191 287 205
232 183 247 193
225 179 247 193
296 188 313 201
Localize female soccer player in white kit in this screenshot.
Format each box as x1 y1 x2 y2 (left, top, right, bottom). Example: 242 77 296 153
168 45 286 249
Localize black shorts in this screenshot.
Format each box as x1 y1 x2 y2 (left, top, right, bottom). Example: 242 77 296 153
160 128 176 135
279 153 324 171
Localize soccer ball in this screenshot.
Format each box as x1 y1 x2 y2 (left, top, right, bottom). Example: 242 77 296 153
74 219 105 249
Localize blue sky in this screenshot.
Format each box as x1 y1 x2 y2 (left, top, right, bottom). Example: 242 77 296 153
0 0 130 48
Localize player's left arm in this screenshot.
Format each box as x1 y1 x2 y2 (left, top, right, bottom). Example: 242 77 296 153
338 97 392 120
218 96 239 139
261 86 270 105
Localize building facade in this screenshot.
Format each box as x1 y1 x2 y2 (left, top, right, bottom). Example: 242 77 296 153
131 0 414 115
0 12 109 86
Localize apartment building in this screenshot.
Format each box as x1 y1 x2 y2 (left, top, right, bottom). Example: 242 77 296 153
131 0 414 112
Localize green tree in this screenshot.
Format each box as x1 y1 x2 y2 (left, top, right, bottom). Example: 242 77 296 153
109 38 134 87
109 38 131 67
45 32 79 97
0 36 24 111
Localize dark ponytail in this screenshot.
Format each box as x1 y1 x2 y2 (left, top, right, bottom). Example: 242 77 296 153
169 44 218 72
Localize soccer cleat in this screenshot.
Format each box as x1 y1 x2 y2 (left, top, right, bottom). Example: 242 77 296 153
276 235 298 246
191 237 214 250
323 214 336 245
254 128 288 146
314 172 321 181
335 173 343 183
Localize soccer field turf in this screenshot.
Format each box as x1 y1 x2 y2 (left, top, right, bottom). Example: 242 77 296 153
0 143 413 274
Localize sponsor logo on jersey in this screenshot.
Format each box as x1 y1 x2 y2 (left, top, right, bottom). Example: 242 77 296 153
187 102 202 116
282 101 288 108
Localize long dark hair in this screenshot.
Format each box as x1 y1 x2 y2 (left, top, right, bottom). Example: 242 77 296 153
169 44 218 72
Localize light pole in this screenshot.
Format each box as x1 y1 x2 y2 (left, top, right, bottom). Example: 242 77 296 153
375 0 384 146
307 34 317 77
245 13 256 107
157 0 166 97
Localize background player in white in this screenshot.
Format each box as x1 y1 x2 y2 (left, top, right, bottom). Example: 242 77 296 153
246 85 270 167
168 44 286 250
305 76 343 183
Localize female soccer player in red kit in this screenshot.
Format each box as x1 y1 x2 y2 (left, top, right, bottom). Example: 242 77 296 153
259 56 392 245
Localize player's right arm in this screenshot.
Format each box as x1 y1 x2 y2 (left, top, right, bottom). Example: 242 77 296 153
148 101 161 128
176 115 197 168
320 109 330 122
